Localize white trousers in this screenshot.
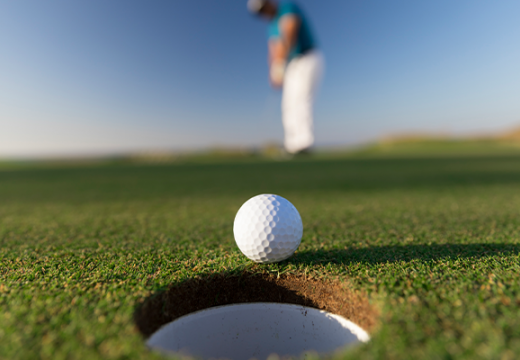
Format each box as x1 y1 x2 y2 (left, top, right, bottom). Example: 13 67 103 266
282 50 324 154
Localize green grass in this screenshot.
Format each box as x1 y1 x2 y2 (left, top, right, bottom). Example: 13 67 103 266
1 155 520 359
339 139 520 158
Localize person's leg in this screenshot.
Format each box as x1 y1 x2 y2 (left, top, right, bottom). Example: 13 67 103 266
281 51 324 154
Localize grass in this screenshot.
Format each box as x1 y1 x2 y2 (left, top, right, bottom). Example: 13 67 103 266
1 154 520 359
332 139 520 158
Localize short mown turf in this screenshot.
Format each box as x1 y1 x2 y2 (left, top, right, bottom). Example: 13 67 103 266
1 156 520 359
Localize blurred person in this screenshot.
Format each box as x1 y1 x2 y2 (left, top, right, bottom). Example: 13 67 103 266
248 0 324 155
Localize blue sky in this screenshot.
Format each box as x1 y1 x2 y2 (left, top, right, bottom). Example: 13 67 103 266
1 0 519 158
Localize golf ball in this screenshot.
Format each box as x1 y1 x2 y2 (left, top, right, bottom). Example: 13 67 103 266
233 194 303 263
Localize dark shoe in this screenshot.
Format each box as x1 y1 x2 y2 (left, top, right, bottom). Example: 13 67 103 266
293 148 313 157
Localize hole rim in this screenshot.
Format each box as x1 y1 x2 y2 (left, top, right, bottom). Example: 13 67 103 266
146 302 370 360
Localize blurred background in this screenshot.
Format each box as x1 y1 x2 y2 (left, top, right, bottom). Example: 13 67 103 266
1 0 519 160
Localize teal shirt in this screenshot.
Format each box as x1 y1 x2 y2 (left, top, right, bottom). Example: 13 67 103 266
268 2 316 61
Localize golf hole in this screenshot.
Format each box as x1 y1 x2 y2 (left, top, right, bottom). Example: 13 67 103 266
135 272 377 360
147 303 369 360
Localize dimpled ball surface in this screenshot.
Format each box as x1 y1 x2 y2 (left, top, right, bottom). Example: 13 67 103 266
233 194 303 263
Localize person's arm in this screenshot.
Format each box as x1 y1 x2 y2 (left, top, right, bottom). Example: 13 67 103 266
268 14 300 64
268 14 300 88
278 14 300 60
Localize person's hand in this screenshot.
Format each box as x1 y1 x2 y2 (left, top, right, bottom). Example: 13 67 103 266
269 60 285 88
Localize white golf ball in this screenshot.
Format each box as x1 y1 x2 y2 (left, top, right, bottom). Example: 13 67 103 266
233 194 303 263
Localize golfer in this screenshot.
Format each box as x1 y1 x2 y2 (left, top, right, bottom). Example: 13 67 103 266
248 0 324 155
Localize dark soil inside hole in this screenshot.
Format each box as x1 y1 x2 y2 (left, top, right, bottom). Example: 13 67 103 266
134 272 378 337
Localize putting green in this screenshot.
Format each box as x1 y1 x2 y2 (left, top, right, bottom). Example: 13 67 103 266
1 155 520 359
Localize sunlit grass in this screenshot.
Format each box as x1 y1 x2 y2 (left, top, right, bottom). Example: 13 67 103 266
1 155 520 359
